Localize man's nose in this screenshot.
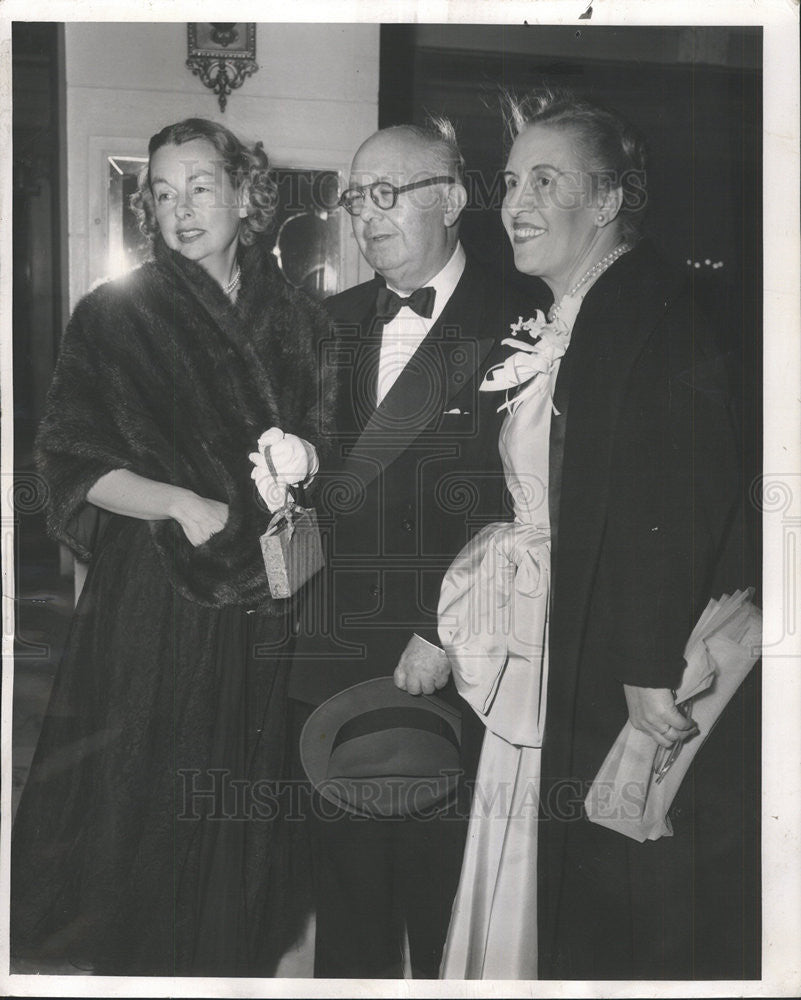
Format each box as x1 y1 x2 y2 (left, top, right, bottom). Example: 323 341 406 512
359 199 381 223
358 192 383 224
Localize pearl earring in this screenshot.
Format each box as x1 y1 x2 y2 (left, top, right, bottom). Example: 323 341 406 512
597 213 605 223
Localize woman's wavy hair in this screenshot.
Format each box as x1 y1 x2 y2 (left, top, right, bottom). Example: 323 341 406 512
503 86 649 244
130 117 278 247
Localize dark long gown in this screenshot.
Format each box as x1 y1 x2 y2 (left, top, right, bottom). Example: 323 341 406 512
11 237 332 976
12 520 302 975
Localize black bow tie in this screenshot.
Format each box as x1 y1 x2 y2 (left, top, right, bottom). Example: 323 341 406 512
376 285 436 320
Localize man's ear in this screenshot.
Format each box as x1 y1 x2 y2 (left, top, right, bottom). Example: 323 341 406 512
443 183 468 228
594 184 623 227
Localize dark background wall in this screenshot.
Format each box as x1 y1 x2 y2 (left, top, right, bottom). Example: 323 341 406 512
379 23 762 554
380 25 761 309
13 22 63 461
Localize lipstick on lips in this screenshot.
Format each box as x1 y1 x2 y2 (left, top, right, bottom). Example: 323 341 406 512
511 222 546 243
177 229 205 244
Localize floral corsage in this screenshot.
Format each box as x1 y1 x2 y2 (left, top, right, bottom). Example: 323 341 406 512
480 292 582 414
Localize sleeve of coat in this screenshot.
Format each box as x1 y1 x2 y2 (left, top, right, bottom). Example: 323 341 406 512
601 299 745 689
34 288 146 561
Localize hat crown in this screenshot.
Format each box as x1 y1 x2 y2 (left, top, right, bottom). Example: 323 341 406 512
300 678 462 818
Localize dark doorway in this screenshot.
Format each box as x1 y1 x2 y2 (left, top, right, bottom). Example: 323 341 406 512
14 22 64 460
12 22 72 822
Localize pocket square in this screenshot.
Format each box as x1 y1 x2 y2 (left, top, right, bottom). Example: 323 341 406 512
443 408 470 415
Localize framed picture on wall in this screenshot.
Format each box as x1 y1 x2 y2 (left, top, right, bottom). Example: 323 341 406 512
186 24 258 111
106 154 149 280
270 167 343 299
103 156 344 301
187 22 256 59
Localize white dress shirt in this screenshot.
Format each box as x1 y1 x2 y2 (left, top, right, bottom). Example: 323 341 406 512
375 243 467 405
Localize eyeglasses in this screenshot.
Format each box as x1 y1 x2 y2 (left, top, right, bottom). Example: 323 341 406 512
338 176 456 216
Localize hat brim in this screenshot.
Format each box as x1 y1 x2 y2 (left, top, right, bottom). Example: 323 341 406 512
300 677 462 818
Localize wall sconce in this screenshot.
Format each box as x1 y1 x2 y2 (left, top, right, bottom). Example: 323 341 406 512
186 23 258 112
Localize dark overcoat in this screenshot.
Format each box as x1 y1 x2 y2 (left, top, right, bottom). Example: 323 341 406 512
539 241 759 979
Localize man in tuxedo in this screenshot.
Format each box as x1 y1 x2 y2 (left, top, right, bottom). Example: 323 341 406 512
290 120 533 978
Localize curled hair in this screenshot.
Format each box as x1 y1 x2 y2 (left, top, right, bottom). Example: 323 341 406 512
130 117 279 247
503 86 649 244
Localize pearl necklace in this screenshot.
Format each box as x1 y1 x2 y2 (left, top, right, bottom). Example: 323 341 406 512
223 264 242 298
549 242 631 321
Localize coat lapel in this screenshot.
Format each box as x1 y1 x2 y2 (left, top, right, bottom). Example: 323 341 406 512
342 260 496 487
323 275 388 444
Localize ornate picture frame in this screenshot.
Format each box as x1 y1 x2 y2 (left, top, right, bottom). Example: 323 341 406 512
186 23 258 112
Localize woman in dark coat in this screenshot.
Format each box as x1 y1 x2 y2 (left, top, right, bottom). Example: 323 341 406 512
11 118 334 976
439 88 757 980
513 90 758 981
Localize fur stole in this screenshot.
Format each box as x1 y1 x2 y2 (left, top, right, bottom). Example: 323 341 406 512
36 236 336 609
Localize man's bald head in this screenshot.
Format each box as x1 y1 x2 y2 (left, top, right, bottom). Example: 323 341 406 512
352 120 465 188
347 119 468 293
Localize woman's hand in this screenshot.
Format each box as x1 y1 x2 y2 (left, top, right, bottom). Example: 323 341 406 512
623 684 698 748
170 492 229 547
249 427 318 512
87 470 228 549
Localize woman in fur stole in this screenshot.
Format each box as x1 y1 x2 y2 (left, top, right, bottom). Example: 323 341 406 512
11 118 335 976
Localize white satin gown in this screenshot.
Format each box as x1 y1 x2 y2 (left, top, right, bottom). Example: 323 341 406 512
438 313 572 980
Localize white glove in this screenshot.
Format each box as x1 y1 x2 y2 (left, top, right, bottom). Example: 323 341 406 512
249 427 318 512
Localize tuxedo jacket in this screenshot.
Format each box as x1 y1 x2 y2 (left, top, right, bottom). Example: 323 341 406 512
289 254 534 707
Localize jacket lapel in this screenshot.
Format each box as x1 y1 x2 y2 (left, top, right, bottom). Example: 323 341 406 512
342 259 495 486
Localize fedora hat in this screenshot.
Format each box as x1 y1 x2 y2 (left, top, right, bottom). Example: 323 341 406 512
300 677 462 818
